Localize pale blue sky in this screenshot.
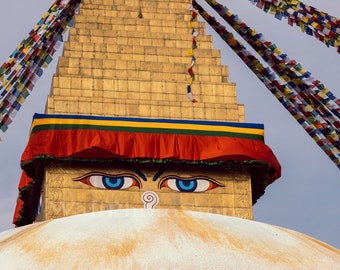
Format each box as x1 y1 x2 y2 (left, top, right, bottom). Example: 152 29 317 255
0 0 339 248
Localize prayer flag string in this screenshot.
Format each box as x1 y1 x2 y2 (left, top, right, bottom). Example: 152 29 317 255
0 0 81 136
187 5 198 103
204 0 340 140
192 0 340 169
247 0 340 53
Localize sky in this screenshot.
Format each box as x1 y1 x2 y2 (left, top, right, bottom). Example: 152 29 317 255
0 0 339 249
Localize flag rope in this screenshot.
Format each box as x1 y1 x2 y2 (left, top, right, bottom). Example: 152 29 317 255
0 0 81 135
192 0 340 169
204 0 340 141
247 0 340 53
187 4 199 103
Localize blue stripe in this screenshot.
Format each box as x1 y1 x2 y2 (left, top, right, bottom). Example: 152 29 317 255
32 113 264 130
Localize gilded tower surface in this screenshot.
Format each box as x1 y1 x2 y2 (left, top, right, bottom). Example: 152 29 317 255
47 0 244 121
14 0 281 226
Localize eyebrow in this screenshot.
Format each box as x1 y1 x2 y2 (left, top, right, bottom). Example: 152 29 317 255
153 167 169 181
128 165 147 181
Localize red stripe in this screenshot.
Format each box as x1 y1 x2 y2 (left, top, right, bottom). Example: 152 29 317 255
21 129 280 177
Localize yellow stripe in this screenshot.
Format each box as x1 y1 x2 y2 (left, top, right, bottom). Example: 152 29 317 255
31 117 264 136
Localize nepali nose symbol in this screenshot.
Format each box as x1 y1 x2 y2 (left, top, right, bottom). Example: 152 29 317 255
142 191 159 209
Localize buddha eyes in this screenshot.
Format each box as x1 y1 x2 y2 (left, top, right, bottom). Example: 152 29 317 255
73 173 141 190
74 172 223 193
158 175 223 192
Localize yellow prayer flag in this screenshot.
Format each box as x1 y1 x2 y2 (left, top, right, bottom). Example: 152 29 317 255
301 16 308 24
234 24 241 31
187 48 193 56
22 47 29 54
17 96 25 104
188 21 195 28
16 83 24 91
273 47 281 54
42 12 50 19
269 6 277 15
4 82 11 91
274 92 281 99
305 105 313 112
328 132 339 141
319 11 326 18
299 68 307 74
283 87 293 97
292 79 303 86
277 2 285 11
317 92 327 99
280 75 290 82
311 22 319 29
322 88 330 95
300 24 305 32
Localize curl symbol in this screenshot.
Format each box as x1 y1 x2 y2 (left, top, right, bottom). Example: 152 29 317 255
141 191 159 209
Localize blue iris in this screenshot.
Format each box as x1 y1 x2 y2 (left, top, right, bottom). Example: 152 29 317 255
103 176 124 189
176 179 197 192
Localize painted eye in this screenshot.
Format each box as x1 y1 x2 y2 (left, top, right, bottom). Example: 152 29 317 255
73 173 141 190
159 175 223 192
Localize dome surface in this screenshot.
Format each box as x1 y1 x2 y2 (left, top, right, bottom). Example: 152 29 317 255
0 209 339 269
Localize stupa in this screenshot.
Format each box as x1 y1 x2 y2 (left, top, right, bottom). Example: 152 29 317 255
0 0 338 268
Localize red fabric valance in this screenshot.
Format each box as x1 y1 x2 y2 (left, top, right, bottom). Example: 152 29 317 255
14 114 281 226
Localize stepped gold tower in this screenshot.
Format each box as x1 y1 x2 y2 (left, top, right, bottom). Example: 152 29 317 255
14 0 280 226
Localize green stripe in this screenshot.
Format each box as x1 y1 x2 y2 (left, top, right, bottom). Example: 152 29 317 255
21 155 270 169
31 124 264 141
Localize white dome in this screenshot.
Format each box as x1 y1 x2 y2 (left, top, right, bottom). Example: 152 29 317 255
0 209 339 269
